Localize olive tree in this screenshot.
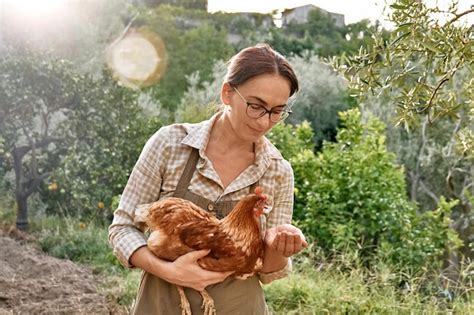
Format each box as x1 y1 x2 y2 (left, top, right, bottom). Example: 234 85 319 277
332 0 473 260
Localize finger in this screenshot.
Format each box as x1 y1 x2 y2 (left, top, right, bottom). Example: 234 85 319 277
272 232 282 251
283 234 296 256
213 271 233 282
301 238 308 248
276 232 287 253
188 249 211 260
271 232 280 250
203 269 232 279
204 272 231 286
298 232 308 247
292 233 302 253
265 231 276 247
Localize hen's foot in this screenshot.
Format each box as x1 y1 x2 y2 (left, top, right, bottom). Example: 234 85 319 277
200 290 216 315
177 285 192 315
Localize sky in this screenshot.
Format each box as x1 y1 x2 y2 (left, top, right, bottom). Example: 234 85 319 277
1 0 472 30
207 0 474 27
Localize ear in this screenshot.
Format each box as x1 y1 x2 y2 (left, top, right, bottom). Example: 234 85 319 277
221 82 233 105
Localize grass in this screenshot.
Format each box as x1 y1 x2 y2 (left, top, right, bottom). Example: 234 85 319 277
1 201 472 313
264 254 473 314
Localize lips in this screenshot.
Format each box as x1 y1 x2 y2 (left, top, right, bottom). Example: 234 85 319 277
248 125 264 133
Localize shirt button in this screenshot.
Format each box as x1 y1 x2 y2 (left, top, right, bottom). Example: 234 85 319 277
207 203 214 211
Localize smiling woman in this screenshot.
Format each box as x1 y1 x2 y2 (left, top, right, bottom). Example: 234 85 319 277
109 43 308 315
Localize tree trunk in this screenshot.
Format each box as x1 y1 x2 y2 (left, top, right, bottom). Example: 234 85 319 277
13 146 28 231
16 193 28 231
12 142 53 231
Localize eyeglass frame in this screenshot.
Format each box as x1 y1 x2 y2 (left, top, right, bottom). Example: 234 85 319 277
232 86 292 123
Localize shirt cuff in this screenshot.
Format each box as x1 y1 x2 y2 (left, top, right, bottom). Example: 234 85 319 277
110 227 148 268
258 258 292 284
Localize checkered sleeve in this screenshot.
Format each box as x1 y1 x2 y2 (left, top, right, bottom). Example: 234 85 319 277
258 159 295 284
108 128 170 268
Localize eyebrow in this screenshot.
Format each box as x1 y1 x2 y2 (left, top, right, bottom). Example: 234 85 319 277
247 95 288 108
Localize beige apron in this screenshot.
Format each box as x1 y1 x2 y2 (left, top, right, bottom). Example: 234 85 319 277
132 148 268 315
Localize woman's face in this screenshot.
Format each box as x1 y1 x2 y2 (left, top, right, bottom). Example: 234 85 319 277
222 73 291 142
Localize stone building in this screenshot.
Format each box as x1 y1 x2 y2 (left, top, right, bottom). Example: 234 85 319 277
282 4 345 27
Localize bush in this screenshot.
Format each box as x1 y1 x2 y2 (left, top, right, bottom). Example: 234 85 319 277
304 109 459 272
267 121 317 222
270 109 459 273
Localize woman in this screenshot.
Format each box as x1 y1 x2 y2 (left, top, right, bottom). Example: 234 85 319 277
109 43 307 314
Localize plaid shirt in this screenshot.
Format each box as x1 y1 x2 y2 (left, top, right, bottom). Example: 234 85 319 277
108 113 294 284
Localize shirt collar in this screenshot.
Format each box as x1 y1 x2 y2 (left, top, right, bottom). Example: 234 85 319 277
181 112 283 162
181 113 218 153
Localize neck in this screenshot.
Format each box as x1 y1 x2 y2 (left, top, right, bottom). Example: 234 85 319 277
221 200 260 231
208 111 254 154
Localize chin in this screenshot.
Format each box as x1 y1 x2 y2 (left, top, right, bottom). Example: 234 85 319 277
247 125 266 137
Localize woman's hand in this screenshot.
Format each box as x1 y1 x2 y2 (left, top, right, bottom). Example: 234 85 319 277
264 224 308 258
165 250 232 291
130 247 231 291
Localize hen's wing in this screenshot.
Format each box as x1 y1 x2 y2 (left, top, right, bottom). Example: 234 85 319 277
146 197 218 230
179 222 248 272
143 198 220 261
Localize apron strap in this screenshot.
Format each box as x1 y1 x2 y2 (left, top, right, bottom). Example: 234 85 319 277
173 148 200 198
173 148 260 219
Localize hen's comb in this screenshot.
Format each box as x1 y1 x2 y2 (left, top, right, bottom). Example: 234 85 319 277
255 186 264 196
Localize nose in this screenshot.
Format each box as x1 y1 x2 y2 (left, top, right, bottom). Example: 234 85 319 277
255 114 272 129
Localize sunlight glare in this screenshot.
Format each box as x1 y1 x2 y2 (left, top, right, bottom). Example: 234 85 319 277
3 0 68 20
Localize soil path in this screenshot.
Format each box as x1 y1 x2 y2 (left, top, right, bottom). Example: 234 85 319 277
0 230 126 314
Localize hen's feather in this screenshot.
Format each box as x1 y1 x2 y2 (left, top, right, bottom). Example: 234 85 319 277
141 189 266 277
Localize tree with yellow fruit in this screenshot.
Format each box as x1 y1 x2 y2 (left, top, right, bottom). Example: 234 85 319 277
0 42 152 230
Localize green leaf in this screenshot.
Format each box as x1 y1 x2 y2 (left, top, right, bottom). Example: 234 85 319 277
390 32 410 47
390 4 407 10
421 41 443 54
394 23 414 33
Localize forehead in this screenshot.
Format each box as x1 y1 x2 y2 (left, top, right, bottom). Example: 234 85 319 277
238 74 291 107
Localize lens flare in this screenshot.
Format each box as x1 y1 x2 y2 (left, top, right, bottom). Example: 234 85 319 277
106 27 168 89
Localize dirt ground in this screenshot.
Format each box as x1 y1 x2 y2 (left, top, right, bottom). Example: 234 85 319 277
0 229 127 315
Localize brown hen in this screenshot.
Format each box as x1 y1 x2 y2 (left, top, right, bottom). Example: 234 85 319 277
135 187 267 315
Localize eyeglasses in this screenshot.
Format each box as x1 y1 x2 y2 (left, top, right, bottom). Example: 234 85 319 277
232 86 292 123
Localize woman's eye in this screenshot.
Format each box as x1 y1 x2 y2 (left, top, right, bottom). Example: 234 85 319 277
249 103 264 110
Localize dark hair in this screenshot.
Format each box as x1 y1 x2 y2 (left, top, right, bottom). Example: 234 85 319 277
224 44 299 97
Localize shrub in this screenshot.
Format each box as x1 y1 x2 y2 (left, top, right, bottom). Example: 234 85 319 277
302 109 458 272
267 121 317 222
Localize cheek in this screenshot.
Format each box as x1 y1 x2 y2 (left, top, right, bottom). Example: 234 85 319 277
229 105 249 125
